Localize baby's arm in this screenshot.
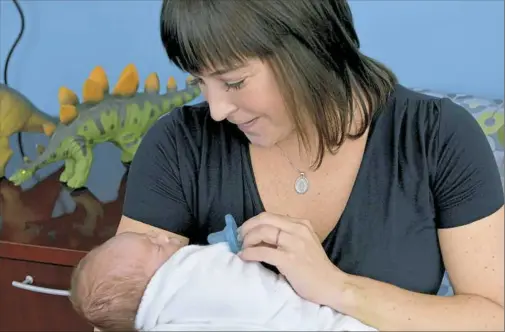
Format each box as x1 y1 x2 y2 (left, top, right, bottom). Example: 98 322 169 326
167 245 312 328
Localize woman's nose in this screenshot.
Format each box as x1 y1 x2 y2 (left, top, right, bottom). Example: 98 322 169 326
205 88 238 122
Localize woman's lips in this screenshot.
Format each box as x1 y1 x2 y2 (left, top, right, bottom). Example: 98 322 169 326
237 117 259 132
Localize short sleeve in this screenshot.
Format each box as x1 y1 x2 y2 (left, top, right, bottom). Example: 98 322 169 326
432 98 504 229
122 110 195 237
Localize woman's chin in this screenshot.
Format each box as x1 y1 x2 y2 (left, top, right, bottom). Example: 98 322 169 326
247 131 295 149
247 136 270 148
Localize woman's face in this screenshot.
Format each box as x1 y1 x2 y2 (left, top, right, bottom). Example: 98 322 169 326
195 59 295 148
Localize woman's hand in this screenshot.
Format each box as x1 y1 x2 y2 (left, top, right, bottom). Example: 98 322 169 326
237 212 349 308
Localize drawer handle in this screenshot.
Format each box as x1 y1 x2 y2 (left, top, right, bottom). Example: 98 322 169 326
11 275 70 297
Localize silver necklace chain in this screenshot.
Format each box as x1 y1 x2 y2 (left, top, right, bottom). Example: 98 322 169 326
276 144 310 195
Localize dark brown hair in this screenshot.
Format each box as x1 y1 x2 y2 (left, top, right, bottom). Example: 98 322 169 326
160 0 397 168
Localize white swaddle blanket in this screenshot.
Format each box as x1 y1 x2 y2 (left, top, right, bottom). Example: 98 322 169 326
135 243 376 331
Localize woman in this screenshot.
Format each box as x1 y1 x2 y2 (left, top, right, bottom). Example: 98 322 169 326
117 0 504 330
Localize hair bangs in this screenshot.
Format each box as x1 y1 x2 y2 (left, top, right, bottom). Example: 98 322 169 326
160 0 281 74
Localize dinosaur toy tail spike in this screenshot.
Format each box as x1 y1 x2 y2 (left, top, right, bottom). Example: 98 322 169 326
36 144 45 155
122 63 137 75
59 105 78 125
83 79 105 103
42 123 56 136
185 75 197 88
144 73 160 94
88 66 109 93
112 64 139 97
58 86 79 106
16 140 54 173
167 76 177 92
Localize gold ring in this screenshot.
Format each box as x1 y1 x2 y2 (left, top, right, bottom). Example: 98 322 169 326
275 229 281 246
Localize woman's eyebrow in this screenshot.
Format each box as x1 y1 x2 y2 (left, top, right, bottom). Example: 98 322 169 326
209 65 245 77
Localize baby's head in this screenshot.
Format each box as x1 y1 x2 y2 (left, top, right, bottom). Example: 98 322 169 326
69 231 183 331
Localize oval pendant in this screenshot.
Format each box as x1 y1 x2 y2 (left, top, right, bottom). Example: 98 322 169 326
294 173 309 194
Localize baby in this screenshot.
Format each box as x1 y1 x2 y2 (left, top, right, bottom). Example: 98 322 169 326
69 231 376 331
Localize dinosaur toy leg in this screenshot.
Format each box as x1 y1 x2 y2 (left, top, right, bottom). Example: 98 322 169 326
66 152 93 189
0 137 14 179
59 159 76 184
71 191 104 237
117 138 141 164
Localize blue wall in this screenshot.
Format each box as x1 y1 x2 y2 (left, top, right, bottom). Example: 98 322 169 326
0 0 503 202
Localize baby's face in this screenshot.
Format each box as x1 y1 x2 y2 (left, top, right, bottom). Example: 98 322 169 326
70 231 184 330
84 231 185 283
110 231 184 274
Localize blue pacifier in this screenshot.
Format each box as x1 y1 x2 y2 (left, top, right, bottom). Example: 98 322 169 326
207 214 243 254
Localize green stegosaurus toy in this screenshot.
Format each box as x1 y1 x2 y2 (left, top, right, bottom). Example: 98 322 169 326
9 64 201 189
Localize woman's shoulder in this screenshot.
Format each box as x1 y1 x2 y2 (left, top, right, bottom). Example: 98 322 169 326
137 101 248 180
150 101 246 148
381 84 468 123
124 102 253 238
152 101 213 142
375 84 484 144
372 84 503 227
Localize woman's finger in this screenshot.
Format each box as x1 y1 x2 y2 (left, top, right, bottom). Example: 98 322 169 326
240 224 279 248
238 244 286 271
241 224 305 252
240 212 313 238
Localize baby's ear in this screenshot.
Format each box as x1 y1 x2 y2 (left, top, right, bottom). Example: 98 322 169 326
146 230 159 238
167 237 183 245
147 231 170 243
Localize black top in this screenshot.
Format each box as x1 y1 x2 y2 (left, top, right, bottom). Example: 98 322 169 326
123 84 504 295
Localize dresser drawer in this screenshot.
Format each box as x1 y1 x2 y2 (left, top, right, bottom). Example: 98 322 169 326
0 257 92 331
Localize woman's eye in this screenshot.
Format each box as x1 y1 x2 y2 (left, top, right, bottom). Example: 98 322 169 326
189 77 245 92
188 77 204 86
225 79 245 91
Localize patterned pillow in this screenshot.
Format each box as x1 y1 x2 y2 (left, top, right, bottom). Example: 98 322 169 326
411 88 504 297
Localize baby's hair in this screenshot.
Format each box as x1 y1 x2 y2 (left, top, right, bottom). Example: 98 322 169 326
69 243 151 331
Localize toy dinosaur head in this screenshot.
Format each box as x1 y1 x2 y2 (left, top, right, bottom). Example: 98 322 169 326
8 134 66 186
8 160 36 186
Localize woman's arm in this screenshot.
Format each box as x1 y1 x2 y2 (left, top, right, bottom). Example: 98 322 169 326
239 100 504 331
116 215 189 244
239 208 504 331
333 207 504 331
334 99 505 330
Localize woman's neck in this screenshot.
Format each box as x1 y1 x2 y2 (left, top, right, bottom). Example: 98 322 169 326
275 113 369 172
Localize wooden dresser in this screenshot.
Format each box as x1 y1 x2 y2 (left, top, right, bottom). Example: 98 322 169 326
0 168 126 331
